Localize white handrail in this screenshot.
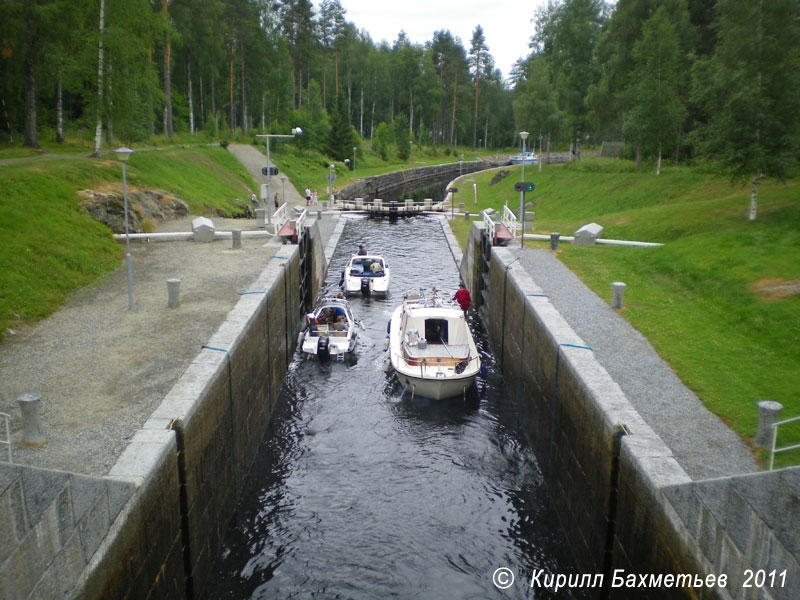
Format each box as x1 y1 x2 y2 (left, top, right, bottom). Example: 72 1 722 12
482 210 496 243
0 411 11 463
502 205 519 238
769 414 800 470
295 208 308 239
273 202 289 228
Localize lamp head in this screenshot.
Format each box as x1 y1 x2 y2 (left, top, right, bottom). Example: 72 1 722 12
114 147 134 162
519 131 530 141
344 158 350 165
292 127 303 136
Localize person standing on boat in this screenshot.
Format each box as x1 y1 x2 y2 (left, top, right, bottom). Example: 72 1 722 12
357 245 367 255
454 283 471 314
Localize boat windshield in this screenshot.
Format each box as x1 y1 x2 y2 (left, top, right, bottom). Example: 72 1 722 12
424 319 449 344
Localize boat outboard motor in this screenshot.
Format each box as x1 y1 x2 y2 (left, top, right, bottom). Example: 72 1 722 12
317 336 331 361
360 277 371 297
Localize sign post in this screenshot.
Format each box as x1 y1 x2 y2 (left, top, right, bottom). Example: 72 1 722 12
513 181 535 248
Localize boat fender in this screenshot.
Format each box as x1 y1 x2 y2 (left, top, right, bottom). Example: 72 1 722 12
480 363 488 379
338 271 345 287
297 331 305 347
387 320 391 334
383 358 392 372
383 338 389 351
455 361 468 374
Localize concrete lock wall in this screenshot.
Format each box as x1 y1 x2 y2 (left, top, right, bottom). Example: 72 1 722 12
461 225 798 599
2 224 327 600
338 159 503 201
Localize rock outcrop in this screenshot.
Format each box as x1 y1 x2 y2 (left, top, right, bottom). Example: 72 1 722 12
78 188 190 233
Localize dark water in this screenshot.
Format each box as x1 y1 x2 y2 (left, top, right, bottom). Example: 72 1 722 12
206 216 583 599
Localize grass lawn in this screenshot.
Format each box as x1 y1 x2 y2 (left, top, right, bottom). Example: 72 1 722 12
448 159 800 467
0 145 257 338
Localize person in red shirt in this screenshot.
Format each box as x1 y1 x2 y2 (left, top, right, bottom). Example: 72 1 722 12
454 283 471 314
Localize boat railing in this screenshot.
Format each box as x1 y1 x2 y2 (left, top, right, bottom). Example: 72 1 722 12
402 289 459 309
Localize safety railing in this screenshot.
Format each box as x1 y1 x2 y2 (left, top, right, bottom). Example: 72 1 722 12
295 208 308 240
0 412 12 463
272 202 289 229
482 209 496 243
769 414 800 470
502 205 519 238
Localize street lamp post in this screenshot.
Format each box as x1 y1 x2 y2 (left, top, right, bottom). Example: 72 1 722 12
114 147 135 310
519 131 530 248
280 175 287 205
256 127 302 227
352 147 357 178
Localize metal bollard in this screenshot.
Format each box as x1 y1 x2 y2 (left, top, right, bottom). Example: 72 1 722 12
464 211 470 221
167 278 181 308
231 229 242 250
550 232 560 251
17 393 46 447
612 282 626 309
756 400 783 448
317 210 323 220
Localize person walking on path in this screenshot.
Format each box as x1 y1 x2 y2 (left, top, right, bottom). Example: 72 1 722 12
274 193 279 210
454 283 471 314
305 187 311 206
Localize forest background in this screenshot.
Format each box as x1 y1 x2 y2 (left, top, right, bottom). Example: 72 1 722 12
1 0 799 200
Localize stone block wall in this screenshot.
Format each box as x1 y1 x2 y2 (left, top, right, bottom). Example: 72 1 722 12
465 228 799 599
0 464 136 599
1 228 327 600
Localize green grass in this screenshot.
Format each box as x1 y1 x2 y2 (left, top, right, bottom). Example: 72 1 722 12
449 158 800 466
0 145 257 337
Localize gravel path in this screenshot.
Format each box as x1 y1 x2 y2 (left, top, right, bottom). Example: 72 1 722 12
0 145 337 477
513 248 759 480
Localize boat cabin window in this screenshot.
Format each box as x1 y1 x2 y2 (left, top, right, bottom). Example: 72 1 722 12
424 319 449 344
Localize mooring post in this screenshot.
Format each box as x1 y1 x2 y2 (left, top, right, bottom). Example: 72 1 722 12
550 232 560 251
464 211 470 221
255 208 266 228
612 282 626 310
167 278 181 308
756 400 783 448
231 229 242 250
17 393 45 447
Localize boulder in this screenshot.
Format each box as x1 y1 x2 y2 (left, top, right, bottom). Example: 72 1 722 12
78 188 190 233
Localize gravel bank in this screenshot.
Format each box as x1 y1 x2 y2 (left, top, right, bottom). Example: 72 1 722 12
513 248 759 480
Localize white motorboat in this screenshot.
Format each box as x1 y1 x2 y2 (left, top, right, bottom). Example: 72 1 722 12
340 254 391 297
386 289 481 400
300 297 359 361
509 151 538 165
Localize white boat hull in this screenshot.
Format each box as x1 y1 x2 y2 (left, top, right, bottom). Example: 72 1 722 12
387 294 480 400
341 255 390 297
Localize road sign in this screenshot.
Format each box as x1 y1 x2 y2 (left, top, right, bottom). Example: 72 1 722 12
262 167 279 176
514 181 535 192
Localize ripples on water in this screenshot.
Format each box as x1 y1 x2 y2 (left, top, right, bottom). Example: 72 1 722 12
206 216 584 599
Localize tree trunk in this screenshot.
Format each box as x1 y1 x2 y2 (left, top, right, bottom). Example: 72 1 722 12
106 61 113 144
656 149 662 176
56 71 63 144
23 2 38 148
229 53 234 131
162 0 173 138
199 75 205 129
360 87 364 137
450 70 457 149
148 46 155 136
187 56 194 134
472 78 479 150
574 126 581 161
240 37 247 135
748 173 764 221
91 0 105 157
635 144 642 168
